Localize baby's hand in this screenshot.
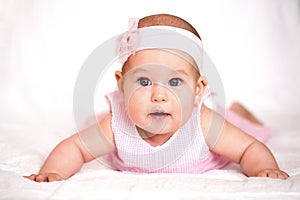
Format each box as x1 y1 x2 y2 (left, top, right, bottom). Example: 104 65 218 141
257 169 289 180
24 173 64 182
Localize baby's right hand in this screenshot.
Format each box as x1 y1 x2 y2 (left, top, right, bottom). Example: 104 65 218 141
24 173 64 182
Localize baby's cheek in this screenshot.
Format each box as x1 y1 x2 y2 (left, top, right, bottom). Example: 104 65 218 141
171 88 195 121
125 91 149 125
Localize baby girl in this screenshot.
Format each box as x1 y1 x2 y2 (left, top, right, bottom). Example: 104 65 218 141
25 14 289 182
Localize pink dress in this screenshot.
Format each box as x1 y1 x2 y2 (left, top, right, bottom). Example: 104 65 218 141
100 91 271 173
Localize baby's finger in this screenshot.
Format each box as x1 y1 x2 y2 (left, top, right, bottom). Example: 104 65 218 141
35 174 48 182
277 171 289 180
47 173 63 182
257 170 268 177
23 174 37 181
266 170 279 179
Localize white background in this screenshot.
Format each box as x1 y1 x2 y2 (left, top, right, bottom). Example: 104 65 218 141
1 0 299 134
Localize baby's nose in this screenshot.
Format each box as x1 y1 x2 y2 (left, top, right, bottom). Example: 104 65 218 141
151 84 168 103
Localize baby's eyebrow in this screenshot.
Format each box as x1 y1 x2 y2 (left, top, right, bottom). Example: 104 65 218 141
131 68 149 75
130 67 189 77
174 69 189 76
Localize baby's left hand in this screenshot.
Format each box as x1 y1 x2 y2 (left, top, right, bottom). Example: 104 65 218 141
257 168 289 179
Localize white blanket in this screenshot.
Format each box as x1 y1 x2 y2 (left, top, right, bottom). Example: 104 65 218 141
1 0 300 199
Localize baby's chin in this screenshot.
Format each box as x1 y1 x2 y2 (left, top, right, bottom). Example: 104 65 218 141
136 123 180 137
132 113 187 134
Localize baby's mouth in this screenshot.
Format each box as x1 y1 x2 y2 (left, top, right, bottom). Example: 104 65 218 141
149 112 170 119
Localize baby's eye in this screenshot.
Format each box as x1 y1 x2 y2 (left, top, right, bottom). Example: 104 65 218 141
169 78 182 86
138 77 152 86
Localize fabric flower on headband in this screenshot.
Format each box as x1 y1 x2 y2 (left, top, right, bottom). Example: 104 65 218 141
116 18 140 65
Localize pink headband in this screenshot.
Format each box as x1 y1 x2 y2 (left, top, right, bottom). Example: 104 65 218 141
116 18 204 71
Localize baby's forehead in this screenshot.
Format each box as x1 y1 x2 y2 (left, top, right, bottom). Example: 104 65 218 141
122 49 200 79
123 49 199 73
135 48 196 62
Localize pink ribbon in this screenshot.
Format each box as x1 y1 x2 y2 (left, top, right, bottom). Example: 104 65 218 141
116 18 140 65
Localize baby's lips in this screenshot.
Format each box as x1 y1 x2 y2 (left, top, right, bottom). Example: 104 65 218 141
150 112 170 116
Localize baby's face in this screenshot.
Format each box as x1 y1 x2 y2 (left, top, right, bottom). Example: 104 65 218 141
116 49 204 135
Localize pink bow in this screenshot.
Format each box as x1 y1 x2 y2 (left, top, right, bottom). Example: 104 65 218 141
116 18 140 65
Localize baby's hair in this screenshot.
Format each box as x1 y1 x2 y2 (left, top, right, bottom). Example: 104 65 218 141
138 13 201 40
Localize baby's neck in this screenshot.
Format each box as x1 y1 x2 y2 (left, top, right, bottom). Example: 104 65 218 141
136 127 175 147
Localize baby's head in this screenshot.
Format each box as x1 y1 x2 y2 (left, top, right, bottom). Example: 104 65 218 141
115 14 207 135
121 14 202 74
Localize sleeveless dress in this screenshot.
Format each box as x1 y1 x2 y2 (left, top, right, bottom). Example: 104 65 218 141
101 91 271 173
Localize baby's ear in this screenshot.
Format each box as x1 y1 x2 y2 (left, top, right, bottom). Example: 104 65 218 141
195 76 207 103
115 71 124 93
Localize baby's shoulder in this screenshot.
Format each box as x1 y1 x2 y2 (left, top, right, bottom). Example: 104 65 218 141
200 104 224 125
98 112 115 144
199 104 212 136
199 104 226 147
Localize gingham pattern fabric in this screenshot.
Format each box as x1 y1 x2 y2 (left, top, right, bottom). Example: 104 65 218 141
105 91 230 173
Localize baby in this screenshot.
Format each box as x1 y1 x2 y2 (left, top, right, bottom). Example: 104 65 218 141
25 14 289 182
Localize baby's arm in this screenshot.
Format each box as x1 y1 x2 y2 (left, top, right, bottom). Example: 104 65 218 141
201 105 289 179
24 113 115 182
